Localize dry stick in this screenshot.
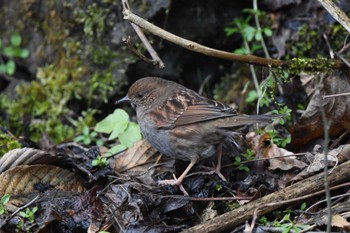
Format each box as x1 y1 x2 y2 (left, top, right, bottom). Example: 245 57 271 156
121 0 164 68
247 182 350 232
121 7 348 70
318 0 350 34
181 160 350 233
122 8 284 68
317 77 332 233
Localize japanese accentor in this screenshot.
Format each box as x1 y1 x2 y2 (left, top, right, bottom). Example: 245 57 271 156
118 77 274 187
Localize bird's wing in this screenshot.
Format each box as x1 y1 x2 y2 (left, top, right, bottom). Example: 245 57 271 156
151 89 237 129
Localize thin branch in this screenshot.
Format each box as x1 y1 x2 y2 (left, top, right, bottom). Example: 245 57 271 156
121 0 164 68
323 92 350 99
121 4 348 71
318 0 350 33
317 75 332 233
248 182 350 232
253 0 270 59
123 36 158 64
122 7 285 68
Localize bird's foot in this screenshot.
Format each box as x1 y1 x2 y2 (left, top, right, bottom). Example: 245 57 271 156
157 175 189 196
195 167 227 182
157 179 180 186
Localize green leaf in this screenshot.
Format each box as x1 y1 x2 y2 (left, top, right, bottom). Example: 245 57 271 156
6 61 16 75
19 49 30 58
1 194 10 205
119 122 142 148
263 28 273 37
107 144 127 155
95 109 129 133
255 30 262 41
19 211 28 218
83 125 90 135
108 120 128 140
11 34 21 47
246 90 258 103
224 27 239 36
3 47 15 57
74 135 85 142
234 48 248 55
243 25 256 42
0 39 2 49
83 137 91 145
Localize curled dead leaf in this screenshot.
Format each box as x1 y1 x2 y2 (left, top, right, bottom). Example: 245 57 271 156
256 133 307 171
0 148 60 174
293 144 350 181
292 71 350 147
0 164 85 196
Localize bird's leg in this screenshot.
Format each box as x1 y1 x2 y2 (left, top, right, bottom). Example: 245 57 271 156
214 143 227 181
157 157 197 186
198 144 227 181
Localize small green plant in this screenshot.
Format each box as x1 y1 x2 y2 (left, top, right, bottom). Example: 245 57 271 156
17 221 24 231
268 129 291 148
92 155 109 167
215 184 223 192
74 125 103 146
0 34 30 75
234 149 256 171
272 105 292 125
225 9 272 55
245 89 271 107
94 109 142 155
19 206 38 223
273 211 310 233
258 216 268 225
0 194 10 215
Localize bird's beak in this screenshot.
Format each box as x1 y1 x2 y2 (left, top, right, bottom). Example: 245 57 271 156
115 95 130 104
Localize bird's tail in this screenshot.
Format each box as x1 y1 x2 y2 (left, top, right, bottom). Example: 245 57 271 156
218 114 280 128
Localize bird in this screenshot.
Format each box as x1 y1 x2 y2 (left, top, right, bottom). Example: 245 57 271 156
117 77 275 188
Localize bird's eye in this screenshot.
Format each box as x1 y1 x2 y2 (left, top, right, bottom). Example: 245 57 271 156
136 92 144 98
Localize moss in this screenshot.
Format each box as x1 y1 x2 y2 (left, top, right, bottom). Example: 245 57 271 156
288 57 333 74
0 132 21 157
0 1 128 143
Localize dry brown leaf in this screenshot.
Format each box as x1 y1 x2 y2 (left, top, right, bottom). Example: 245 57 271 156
251 133 307 171
293 144 350 181
265 144 307 170
332 214 350 229
115 139 158 173
0 148 60 174
0 164 85 196
292 71 350 147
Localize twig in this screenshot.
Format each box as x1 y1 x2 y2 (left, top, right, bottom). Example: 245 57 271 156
121 2 348 71
334 52 350 68
182 160 350 233
121 0 164 68
123 36 158 64
253 0 270 59
318 0 350 33
1 195 40 228
121 6 285 68
323 92 350 99
317 74 332 233
247 182 350 232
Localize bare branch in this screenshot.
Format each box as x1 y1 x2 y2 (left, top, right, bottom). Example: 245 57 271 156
121 0 164 68
121 4 349 71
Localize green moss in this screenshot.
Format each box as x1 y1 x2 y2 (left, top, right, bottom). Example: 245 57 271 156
288 57 333 74
0 132 21 157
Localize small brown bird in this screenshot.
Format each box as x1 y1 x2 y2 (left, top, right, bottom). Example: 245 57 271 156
117 77 274 187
